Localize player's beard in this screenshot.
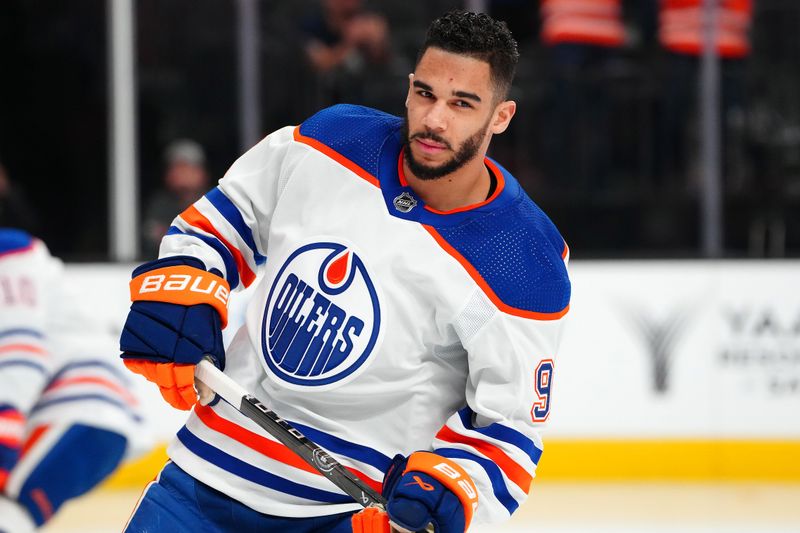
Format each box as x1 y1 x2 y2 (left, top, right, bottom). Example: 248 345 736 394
402 114 489 181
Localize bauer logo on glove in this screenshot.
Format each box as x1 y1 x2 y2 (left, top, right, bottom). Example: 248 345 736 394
130 265 230 326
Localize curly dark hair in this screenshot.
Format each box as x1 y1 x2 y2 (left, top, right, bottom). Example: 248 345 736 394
418 10 519 101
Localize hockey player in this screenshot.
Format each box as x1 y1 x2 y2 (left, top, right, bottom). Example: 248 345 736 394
0 229 141 533
121 10 571 533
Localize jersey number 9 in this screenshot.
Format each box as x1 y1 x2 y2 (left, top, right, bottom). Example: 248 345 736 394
531 359 553 423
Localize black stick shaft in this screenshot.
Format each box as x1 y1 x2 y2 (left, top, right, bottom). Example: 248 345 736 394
194 360 386 508
238 395 387 508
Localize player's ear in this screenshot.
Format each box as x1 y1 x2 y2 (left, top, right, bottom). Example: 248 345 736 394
490 100 516 134
405 73 414 107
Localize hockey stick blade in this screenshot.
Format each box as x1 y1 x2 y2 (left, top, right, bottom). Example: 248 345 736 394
194 359 386 509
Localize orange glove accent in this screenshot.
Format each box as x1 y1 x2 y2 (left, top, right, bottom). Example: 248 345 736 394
124 360 197 410
129 265 230 327
351 507 390 533
403 452 479 530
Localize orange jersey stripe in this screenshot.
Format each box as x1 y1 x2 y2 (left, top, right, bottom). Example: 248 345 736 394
436 425 533 493
46 377 139 406
0 409 24 423
396 150 507 215
0 436 21 448
293 127 381 188
19 425 49 459
0 343 47 356
422 225 569 321
422 158 506 215
194 405 383 494
179 205 257 287
195 404 318 474
0 242 34 259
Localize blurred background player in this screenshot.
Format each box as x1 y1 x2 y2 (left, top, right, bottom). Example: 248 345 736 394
0 228 143 533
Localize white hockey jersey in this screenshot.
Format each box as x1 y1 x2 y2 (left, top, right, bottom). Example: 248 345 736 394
0 230 141 446
0 232 54 421
162 105 571 525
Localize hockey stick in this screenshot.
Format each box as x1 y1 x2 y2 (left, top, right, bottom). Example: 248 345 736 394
194 360 435 533
194 359 386 508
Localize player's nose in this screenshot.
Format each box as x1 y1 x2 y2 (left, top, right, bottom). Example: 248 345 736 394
422 101 448 132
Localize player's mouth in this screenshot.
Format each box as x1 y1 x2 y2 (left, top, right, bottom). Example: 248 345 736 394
414 137 449 155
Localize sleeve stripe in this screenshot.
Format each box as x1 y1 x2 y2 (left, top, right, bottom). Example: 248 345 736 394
194 405 383 493
178 206 257 287
436 425 532 493
44 377 138 407
457 408 542 465
0 360 48 375
29 394 142 423
0 344 47 357
192 197 261 274
18 425 49 459
0 329 44 340
176 426 354 504
0 405 24 417
0 242 34 259
0 407 25 447
205 188 266 265
0 436 21 449
437 447 520 515
49 361 131 386
166 226 242 290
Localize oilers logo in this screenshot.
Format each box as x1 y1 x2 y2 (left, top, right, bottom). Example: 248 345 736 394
261 242 381 389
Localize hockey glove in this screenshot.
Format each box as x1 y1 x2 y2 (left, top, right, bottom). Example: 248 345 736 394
351 507 391 533
120 256 228 410
383 452 478 533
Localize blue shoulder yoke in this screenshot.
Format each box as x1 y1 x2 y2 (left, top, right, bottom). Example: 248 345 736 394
0 228 33 255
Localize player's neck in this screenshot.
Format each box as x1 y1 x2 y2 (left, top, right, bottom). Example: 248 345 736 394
403 156 492 212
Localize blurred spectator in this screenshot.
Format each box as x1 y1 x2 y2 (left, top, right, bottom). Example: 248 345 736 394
142 139 210 259
300 0 392 107
0 160 39 234
655 0 753 187
538 0 627 192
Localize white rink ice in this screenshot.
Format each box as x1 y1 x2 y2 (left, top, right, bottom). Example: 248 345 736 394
41 482 800 532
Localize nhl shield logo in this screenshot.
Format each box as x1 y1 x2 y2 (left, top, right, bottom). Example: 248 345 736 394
393 191 417 213
261 241 382 389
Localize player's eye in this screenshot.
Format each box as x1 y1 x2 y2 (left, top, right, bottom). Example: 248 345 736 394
417 90 433 99
453 100 473 109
